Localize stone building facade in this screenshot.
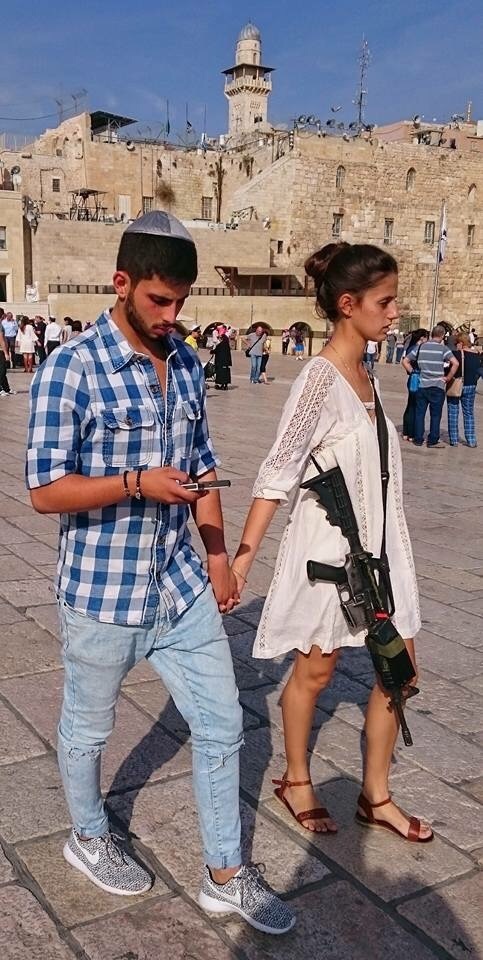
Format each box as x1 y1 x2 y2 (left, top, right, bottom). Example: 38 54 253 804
1 22 483 336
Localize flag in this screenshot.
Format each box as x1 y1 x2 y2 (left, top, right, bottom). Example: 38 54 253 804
438 203 447 263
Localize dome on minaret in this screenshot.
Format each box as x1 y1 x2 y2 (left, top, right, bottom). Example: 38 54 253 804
238 22 261 41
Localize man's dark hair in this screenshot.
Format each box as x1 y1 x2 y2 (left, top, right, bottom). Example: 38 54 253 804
116 234 198 287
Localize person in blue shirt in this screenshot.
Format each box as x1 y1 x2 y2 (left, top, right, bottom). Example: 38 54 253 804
26 211 294 934
403 324 458 447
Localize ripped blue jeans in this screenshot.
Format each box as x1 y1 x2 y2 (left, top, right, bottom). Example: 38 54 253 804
57 585 243 868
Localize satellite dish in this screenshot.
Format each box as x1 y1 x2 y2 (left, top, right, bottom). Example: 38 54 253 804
412 115 421 127
11 165 21 175
126 141 135 151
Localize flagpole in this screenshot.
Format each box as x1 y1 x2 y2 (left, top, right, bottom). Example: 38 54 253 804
429 200 445 333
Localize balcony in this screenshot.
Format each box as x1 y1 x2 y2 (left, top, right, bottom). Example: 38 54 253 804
224 75 272 96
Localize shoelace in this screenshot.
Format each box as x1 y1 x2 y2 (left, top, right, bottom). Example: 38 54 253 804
102 832 128 866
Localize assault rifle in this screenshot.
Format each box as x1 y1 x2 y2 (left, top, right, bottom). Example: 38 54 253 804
301 389 418 746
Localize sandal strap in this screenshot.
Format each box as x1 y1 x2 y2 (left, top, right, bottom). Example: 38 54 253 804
357 792 392 821
296 807 331 825
407 817 422 842
272 777 312 788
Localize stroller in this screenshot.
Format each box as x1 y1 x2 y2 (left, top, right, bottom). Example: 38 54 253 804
203 358 215 383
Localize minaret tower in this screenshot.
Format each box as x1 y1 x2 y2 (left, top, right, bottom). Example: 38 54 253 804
222 23 273 139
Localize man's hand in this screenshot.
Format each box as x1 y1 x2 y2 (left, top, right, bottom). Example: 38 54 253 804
140 467 207 505
208 555 240 613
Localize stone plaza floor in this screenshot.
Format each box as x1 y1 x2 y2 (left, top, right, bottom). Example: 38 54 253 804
0 351 482 959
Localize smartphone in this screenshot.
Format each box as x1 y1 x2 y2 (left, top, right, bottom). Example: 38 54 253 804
181 479 232 491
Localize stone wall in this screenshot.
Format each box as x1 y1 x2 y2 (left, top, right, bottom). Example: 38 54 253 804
0 192 26 301
31 220 272 299
231 134 483 329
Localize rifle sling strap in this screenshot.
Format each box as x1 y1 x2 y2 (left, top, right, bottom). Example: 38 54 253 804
372 381 390 563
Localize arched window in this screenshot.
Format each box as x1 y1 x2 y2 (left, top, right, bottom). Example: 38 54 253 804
406 167 416 191
336 165 345 189
468 183 477 202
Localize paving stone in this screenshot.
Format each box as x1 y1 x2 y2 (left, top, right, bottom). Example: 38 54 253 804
240 684 329 734
411 537 483 572
0 670 194 793
336 702 483 784
26 603 60 636
0 884 75 959
408 670 483 735
309 711 417 781
238 651 295 684
124 678 260 735
0 847 14 884
0 555 45 581
265 778 474 901
0 621 61 678
74 895 235 960
0 517 32 543
221 612 255 635
398 874 483 960
459 673 483 696
337 645 376 687
7 541 59 566
462 777 483 803
391 769 483 851
16 832 163 927
0 700 47 765
0 755 71 841
416 562 483 594
419 597 483 649
0 602 26 625
224 881 438 960
6 514 59 536
0 578 55 608
110 778 330 899
407 629 483 681
241 725 338 802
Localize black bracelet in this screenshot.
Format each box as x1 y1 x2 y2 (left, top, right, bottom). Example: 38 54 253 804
122 470 131 498
134 467 143 500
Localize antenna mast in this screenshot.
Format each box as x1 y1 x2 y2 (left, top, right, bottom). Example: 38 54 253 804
354 36 371 129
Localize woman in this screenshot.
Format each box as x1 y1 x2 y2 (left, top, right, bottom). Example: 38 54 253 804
294 328 305 360
259 335 271 384
212 324 232 390
401 328 429 441
447 333 480 447
16 318 38 373
232 242 432 842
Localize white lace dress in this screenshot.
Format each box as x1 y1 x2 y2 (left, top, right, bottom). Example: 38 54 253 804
252 356 421 659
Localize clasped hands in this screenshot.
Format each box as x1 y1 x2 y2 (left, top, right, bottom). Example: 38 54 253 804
208 555 248 614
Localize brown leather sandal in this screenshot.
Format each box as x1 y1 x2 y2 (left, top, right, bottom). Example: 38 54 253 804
355 793 434 843
272 777 336 833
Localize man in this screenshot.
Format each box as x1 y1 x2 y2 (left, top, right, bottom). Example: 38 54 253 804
184 322 202 351
33 315 47 365
395 329 406 364
243 324 266 383
281 328 290 355
0 324 15 396
469 327 478 346
403 323 458 448
386 328 397 363
1 311 18 368
44 316 63 354
364 339 378 372
26 211 294 935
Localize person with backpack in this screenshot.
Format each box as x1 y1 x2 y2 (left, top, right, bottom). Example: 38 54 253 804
243 325 267 383
401 329 429 441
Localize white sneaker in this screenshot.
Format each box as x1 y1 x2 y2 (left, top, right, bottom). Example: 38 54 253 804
199 865 295 934
63 829 153 896
0 390 8 398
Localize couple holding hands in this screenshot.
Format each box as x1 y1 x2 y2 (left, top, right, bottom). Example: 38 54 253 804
26 212 431 937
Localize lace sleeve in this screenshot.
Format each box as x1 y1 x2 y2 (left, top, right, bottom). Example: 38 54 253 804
253 358 337 501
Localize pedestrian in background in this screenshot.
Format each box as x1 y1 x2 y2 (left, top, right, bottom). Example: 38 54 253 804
185 323 202 351
1 311 18 368
281 328 290 355
401 328 429 441
403 324 458 448
16 317 38 373
447 333 480 447
293 328 305 360
213 324 232 390
0 323 15 396
395 330 405 364
243 324 266 383
33 316 47 365
386 328 397 363
44 317 63 355
364 339 378 371
259 334 271 384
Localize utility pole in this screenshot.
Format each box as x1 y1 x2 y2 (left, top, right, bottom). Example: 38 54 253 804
354 36 371 129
